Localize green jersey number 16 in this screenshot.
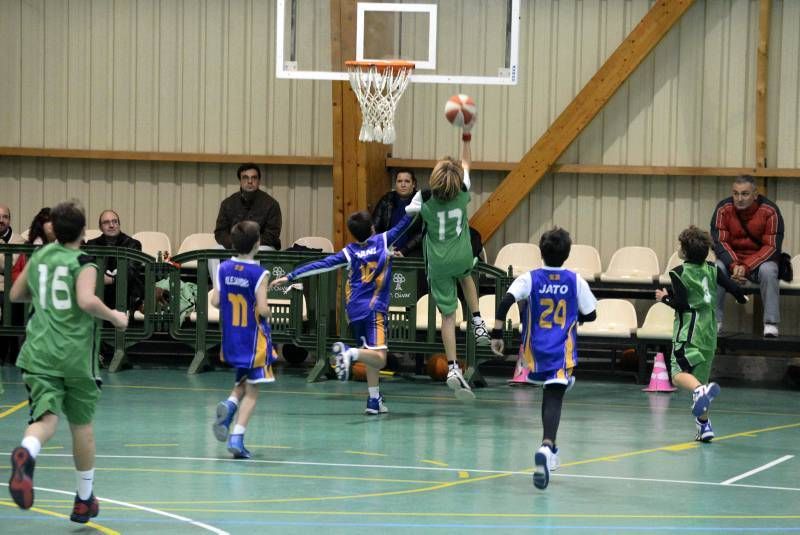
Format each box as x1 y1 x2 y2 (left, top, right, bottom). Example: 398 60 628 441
38 264 72 310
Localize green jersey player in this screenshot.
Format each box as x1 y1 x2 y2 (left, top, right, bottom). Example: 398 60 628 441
8 201 128 524
406 129 489 401
656 226 747 442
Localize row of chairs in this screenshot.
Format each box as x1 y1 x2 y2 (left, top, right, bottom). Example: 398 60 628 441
120 232 335 266
191 289 670 343
25 225 795 291
494 242 800 289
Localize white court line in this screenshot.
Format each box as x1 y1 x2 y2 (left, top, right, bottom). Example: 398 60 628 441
720 455 795 485
555 472 800 493
34 452 800 493
0 482 229 535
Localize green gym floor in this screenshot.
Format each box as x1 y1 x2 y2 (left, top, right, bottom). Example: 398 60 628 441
1 364 798 534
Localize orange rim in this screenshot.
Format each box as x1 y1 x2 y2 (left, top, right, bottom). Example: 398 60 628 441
345 60 415 73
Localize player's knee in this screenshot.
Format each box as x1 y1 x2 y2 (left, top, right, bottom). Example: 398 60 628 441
758 261 778 280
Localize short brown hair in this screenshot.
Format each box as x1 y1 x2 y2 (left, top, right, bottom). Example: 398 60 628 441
231 220 261 254
678 225 712 263
51 201 86 243
429 157 463 202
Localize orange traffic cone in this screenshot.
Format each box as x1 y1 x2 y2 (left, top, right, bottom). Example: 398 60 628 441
642 352 677 392
508 355 532 386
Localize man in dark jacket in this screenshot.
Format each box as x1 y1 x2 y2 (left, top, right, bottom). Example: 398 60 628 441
711 175 785 337
372 169 423 257
86 210 144 310
214 163 282 251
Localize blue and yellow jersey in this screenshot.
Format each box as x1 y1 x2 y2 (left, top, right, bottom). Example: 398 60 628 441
286 214 414 322
508 267 596 373
217 258 275 370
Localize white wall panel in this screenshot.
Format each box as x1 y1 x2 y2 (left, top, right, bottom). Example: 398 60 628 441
0 0 330 156
0 158 333 254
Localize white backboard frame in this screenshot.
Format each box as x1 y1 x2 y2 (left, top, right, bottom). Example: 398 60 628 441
356 3 437 70
275 0 520 85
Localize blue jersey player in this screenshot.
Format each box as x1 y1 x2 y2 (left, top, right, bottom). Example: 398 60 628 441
490 227 597 490
271 210 414 415
210 221 276 459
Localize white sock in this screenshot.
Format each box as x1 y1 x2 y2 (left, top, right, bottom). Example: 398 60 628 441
232 424 246 435
76 469 95 500
227 396 239 407
21 436 42 459
368 387 380 399
448 361 459 370
472 315 484 325
348 348 360 361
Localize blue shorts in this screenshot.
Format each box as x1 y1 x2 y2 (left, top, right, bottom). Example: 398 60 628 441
235 364 276 385
526 367 574 386
350 312 388 350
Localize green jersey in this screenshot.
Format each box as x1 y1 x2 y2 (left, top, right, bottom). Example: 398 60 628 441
17 243 101 379
668 261 717 350
419 186 475 277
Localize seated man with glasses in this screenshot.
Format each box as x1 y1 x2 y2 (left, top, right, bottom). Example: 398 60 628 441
85 210 144 312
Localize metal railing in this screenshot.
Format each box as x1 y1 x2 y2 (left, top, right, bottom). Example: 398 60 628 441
2 244 519 385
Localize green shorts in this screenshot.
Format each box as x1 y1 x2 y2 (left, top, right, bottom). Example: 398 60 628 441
670 343 714 384
23 372 101 425
428 259 476 316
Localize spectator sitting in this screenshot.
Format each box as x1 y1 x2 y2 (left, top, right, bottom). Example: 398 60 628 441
1 203 24 290
214 163 282 251
85 210 144 311
711 175 785 338
372 169 424 257
11 208 56 283
0 204 24 364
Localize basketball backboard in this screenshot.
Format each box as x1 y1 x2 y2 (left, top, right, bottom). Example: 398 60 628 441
276 0 521 85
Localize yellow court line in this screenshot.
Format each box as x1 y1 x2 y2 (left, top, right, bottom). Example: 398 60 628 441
29 419 800 510
88 508 800 520
0 400 27 419
0 500 119 534
41 446 63 451
345 451 387 457
125 443 179 447
132 418 800 507
3 380 785 416
5 379 800 418
420 460 448 467
19 502 800 520
35 466 443 486
120 383 800 416
458 471 470 479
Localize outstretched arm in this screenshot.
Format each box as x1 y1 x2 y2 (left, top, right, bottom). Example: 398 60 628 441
385 214 417 247
270 251 349 288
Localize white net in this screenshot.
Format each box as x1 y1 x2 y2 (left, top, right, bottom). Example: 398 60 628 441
346 61 414 144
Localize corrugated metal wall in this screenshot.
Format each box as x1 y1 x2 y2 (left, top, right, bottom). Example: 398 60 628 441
0 0 331 155
0 157 333 251
0 0 798 332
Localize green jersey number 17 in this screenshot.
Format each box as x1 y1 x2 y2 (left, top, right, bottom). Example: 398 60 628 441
436 208 464 241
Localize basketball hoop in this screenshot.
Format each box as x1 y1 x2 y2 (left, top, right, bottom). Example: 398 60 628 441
345 60 414 144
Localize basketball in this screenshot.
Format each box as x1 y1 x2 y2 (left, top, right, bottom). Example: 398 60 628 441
281 343 308 366
620 348 638 371
426 353 466 381
444 94 477 128
352 361 368 381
